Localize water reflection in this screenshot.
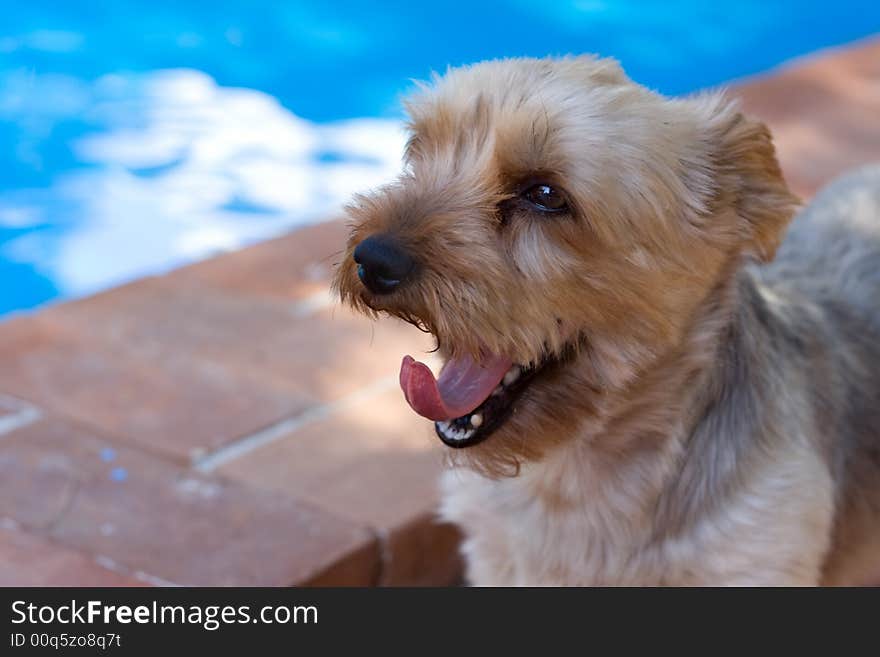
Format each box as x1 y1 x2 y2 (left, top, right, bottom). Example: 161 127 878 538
0 69 406 312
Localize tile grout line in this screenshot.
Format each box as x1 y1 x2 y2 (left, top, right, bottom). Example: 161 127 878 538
193 374 399 473
1 518 180 586
0 394 43 437
91 555 181 587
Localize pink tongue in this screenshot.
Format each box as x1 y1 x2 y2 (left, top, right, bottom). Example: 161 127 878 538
399 352 513 421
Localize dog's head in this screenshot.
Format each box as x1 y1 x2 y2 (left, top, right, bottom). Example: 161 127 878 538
333 56 797 474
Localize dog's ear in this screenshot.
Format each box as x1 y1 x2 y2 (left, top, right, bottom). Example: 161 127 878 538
697 95 800 262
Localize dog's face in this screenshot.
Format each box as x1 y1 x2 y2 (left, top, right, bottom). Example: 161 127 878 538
334 56 796 474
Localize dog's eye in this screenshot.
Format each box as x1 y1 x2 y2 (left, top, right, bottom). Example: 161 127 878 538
522 184 567 212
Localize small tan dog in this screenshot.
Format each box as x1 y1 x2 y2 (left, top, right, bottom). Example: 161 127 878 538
333 56 880 585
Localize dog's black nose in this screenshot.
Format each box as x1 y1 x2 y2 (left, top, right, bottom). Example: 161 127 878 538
353 235 415 295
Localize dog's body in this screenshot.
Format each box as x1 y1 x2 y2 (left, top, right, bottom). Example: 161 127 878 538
335 57 880 585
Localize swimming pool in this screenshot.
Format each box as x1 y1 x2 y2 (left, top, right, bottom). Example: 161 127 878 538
2 1 879 316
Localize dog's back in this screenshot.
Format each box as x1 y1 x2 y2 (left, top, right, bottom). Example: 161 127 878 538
760 164 880 584
768 164 880 323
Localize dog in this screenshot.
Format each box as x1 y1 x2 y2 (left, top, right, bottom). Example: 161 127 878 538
333 56 880 585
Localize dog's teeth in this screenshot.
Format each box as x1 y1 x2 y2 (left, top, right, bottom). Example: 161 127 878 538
503 367 521 386
436 416 476 443
470 413 483 428
492 386 503 396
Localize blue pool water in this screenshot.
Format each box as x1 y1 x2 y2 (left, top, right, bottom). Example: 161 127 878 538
2 1 879 316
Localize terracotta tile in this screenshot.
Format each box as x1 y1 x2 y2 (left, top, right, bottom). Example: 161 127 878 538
215 387 462 584
0 418 378 586
245 304 434 402
733 38 880 198
0 525 147 587
216 388 443 526
175 220 349 301
302 540 381 586
380 513 464 587
46 276 433 408
0 314 309 463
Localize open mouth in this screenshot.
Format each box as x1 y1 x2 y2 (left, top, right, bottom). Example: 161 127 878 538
434 361 545 447
399 349 560 448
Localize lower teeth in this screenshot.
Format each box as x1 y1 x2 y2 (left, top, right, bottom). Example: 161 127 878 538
438 420 474 441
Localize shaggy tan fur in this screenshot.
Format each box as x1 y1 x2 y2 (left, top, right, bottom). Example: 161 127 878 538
333 56 880 585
